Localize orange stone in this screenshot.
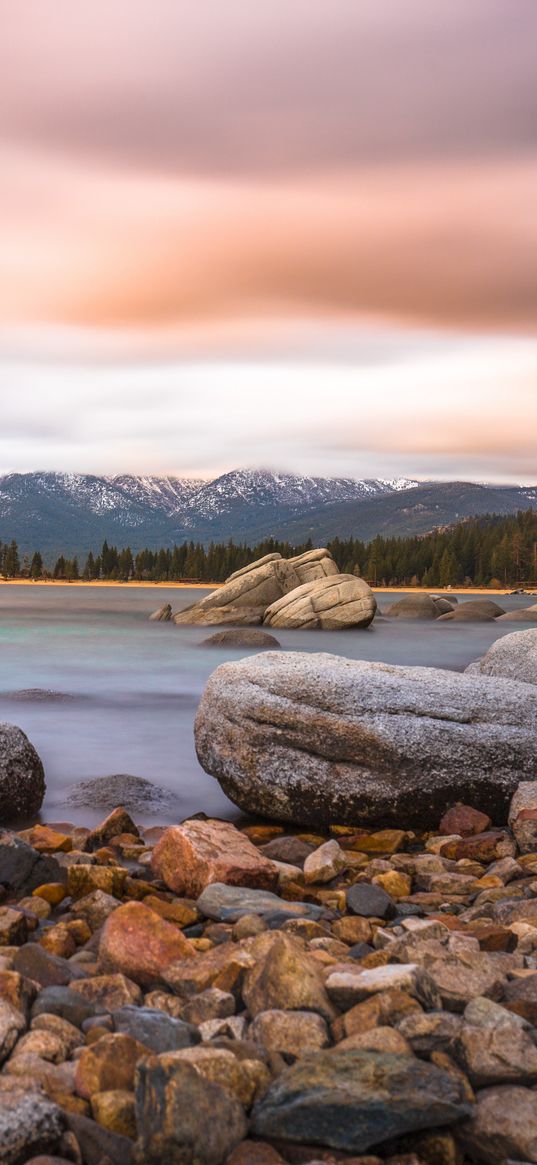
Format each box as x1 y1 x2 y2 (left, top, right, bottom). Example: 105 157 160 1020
19 825 72 853
99 901 195 987
151 818 278 898
438 804 492 838
75 1032 148 1099
32 883 67 906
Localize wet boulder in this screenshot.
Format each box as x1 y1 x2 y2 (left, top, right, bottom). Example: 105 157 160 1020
0 723 45 820
384 594 439 620
437 599 505 622
200 629 281 649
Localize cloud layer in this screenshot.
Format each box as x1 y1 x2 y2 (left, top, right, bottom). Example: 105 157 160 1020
0 0 535 481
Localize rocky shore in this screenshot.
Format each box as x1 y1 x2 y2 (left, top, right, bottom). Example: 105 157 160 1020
2 626 537 1163
3 792 537 1164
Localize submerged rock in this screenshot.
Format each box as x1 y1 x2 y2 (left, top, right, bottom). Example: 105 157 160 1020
200 629 281 649
497 602 537 621
65 774 174 813
437 599 505 622
384 594 440 620
0 723 45 820
149 603 172 622
466 627 537 686
195 651 537 828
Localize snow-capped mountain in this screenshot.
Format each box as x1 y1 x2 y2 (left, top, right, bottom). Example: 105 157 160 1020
0 468 535 560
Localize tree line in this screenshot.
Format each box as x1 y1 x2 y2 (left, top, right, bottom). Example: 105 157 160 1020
1 510 537 587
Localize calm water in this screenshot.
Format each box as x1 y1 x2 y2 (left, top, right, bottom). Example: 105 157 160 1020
0 584 534 825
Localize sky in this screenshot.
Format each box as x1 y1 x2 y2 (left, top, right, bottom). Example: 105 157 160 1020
0 0 536 483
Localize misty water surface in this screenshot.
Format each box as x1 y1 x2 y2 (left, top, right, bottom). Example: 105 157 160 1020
0 584 534 825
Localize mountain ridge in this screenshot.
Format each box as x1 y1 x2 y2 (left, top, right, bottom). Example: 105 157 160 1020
0 468 535 561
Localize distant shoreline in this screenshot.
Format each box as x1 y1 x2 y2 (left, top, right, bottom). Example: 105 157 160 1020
0 578 515 595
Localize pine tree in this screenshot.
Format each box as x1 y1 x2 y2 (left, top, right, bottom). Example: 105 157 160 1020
30 551 43 579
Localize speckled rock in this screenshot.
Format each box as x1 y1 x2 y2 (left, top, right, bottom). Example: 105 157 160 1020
195 653 537 828
457 1084 537 1163
508 781 537 853
248 1009 329 1057
466 628 537 685
0 723 46 820
251 1049 473 1152
0 1078 65 1165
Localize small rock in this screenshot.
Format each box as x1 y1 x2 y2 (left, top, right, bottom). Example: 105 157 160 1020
303 840 347 884
346 883 397 920
152 818 278 897
0 834 63 896
196 883 324 923
439 831 516 862
99 901 195 987
438 804 492 837
457 1084 537 1163
84 807 140 853
0 1078 65 1165
326 964 440 1010
259 836 314 867
508 781 537 853
181 988 235 1025
0 998 27 1064
200 629 281 648
75 1032 149 1099
133 1055 247 1164
112 1005 200 1053
73 973 142 1011
91 1088 137 1138
67 863 126 900
242 933 336 1023
31 986 98 1028
337 1025 412 1055
70 889 120 929
13 944 83 989
0 906 28 946
249 1009 329 1057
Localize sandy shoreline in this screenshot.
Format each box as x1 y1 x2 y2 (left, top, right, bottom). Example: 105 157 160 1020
0 578 515 595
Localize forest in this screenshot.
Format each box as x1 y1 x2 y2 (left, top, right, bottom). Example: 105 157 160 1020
1 510 536 588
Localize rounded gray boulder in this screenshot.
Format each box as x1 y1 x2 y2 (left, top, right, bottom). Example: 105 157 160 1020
384 594 439 620
0 723 45 820
195 651 537 829
437 599 505 622
200 629 281 649
466 628 537 686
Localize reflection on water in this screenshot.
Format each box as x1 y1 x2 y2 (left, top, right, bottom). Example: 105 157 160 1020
0 583 534 825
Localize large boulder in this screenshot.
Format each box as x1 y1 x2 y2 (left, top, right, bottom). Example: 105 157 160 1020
384 594 440 620
0 724 45 820
195 652 537 828
172 549 339 627
263 574 376 630
466 629 537 686
497 602 537 621
437 599 505 622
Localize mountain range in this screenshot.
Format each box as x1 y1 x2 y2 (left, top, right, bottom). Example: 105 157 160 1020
0 469 536 561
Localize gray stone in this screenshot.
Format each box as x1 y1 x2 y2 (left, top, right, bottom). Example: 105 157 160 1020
65 773 174 813
112 1006 201 1053
196 883 324 923
66 1112 134 1165
13 945 85 989
466 628 537 685
0 834 63 895
346 882 396 919
497 603 537 622
31 986 99 1028
396 1009 463 1056
194 653 537 828
251 1049 473 1152
0 723 45 820
0 1078 65 1165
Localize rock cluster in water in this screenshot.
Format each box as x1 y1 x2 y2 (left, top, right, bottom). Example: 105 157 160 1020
152 549 377 630
3 796 537 1163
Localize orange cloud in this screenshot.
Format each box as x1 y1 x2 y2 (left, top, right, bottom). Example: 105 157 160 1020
1 150 536 332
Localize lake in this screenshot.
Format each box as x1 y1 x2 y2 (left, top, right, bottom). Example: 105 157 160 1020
0 584 534 826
